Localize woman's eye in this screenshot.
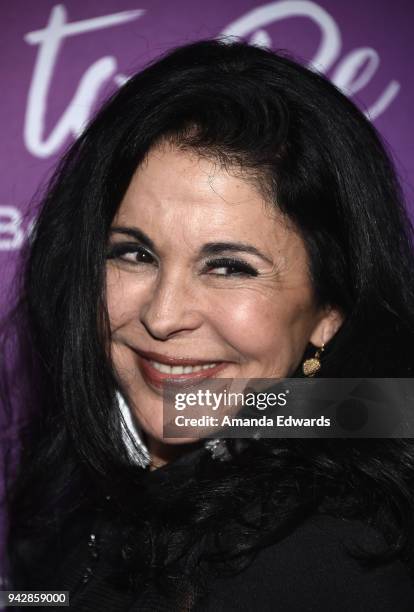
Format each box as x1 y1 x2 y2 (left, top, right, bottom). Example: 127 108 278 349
106 243 155 265
205 258 258 277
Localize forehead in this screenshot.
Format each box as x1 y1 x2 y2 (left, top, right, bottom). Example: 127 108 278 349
113 143 300 257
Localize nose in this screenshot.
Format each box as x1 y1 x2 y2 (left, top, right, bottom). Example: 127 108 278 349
139 269 203 340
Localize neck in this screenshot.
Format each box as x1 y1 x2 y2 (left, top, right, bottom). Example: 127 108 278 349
145 436 201 471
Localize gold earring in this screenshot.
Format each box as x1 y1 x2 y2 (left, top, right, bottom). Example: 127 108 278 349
302 343 325 377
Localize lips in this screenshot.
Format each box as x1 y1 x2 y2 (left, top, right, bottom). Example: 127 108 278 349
135 349 230 389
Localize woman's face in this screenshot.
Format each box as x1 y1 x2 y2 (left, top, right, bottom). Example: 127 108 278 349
106 143 341 446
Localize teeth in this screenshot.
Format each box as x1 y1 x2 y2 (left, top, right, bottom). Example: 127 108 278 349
149 361 218 374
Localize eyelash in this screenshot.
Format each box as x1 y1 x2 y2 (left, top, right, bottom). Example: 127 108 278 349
106 244 259 277
107 243 155 264
204 257 258 277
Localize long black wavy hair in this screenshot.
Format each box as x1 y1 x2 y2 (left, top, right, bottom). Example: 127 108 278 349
3 39 414 606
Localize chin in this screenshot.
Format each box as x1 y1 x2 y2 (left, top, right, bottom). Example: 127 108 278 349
139 418 200 447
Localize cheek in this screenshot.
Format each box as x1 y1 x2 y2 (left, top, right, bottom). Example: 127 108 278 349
106 268 124 330
212 290 315 362
105 267 144 332
110 342 134 382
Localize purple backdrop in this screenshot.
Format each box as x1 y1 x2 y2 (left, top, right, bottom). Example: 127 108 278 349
1 0 414 312
0 0 413 582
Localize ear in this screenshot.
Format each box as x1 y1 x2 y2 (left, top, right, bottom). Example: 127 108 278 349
309 306 344 347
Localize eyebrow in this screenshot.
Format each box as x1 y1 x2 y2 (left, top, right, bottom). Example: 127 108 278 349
110 226 155 250
110 227 272 264
200 242 273 264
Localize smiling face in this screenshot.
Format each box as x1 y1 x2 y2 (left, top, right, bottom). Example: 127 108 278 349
105 142 342 457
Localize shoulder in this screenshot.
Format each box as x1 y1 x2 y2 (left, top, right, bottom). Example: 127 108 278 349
202 514 414 612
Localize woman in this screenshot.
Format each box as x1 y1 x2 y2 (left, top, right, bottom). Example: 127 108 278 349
3 39 414 610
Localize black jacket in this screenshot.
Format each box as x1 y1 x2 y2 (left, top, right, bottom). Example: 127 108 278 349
10 446 414 611
15 511 414 611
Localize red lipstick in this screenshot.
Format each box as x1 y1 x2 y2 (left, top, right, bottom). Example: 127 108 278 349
135 350 229 390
